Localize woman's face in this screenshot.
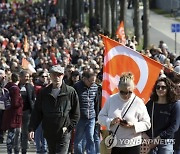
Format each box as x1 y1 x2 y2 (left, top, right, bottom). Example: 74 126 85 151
119 85 134 101
156 81 167 97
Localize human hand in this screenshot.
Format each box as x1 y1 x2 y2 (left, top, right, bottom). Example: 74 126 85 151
120 120 134 128
110 117 121 127
28 131 34 141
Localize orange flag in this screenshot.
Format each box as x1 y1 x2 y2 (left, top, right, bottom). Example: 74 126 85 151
23 35 29 53
22 58 36 74
116 21 126 45
101 35 163 107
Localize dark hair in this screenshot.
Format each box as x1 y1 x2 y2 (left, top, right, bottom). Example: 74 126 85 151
150 77 178 103
11 73 19 82
71 71 80 77
19 70 29 77
82 71 95 79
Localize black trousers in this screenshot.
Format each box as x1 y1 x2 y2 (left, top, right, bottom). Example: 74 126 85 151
111 145 140 154
46 132 71 154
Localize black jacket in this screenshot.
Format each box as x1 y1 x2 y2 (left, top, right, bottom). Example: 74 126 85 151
18 83 35 112
28 82 80 140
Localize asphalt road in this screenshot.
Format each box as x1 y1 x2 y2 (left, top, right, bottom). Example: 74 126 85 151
126 7 180 56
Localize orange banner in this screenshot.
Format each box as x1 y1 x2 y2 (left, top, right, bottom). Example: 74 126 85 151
100 35 163 107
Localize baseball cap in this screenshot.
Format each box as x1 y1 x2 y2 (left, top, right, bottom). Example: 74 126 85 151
49 65 64 74
174 66 180 74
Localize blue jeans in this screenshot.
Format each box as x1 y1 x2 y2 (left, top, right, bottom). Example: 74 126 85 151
82 123 100 154
74 118 96 154
174 149 180 154
149 143 173 154
93 124 100 154
35 123 47 153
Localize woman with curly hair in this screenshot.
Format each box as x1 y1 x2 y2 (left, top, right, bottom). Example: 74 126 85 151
145 77 180 154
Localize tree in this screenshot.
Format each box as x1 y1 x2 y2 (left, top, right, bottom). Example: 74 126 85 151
134 0 140 44
143 0 150 49
111 0 118 38
119 0 127 35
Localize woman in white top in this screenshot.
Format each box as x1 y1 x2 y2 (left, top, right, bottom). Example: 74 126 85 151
98 72 151 154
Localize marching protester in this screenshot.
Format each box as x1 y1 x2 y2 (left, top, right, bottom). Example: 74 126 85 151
74 70 99 154
0 70 7 144
98 72 151 154
1 73 23 154
0 1 180 154
146 77 180 153
28 65 80 154
19 70 35 154
33 71 49 154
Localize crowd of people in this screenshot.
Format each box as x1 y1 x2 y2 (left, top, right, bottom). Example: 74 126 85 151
0 1 180 154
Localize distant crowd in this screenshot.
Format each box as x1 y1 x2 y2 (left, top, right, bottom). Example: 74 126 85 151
0 1 180 154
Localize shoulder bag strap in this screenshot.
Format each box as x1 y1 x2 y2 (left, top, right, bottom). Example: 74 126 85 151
151 102 155 138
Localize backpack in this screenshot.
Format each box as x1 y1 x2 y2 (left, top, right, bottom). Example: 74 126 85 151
0 88 11 110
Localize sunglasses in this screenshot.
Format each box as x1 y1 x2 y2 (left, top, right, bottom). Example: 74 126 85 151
120 90 133 95
41 76 48 78
156 85 167 90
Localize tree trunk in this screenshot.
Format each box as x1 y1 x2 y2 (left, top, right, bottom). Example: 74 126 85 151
119 0 127 35
111 0 118 38
105 0 112 36
66 0 72 25
134 0 140 44
143 0 150 49
95 0 100 25
79 0 85 25
100 0 106 31
72 0 80 23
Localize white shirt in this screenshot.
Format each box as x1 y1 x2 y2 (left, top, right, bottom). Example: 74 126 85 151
98 93 151 147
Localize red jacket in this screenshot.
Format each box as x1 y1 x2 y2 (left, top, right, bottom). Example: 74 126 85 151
1 82 23 130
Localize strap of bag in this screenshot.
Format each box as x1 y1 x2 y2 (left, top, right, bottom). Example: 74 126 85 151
151 102 155 138
113 95 136 136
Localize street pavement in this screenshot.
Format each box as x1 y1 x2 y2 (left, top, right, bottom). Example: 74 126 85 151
126 6 180 55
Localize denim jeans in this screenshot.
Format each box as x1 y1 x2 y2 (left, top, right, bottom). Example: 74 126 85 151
46 131 71 154
82 123 100 154
74 118 96 154
21 110 31 153
174 149 180 154
94 124 100 154
35 123 47 153
149 143 174 154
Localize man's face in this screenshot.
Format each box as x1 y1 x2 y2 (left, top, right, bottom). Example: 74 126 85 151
84 76 96 87
50 72 64 87
0 75 5 82
0 72 5 86
20 73 30 84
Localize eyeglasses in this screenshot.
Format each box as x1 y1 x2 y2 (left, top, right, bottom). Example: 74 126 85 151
120 90 133 95
156 85 167 90
41 76 48 78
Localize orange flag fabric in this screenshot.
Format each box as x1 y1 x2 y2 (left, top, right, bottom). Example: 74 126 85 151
22 58 36 74
23 35 29 53
101 35 163 107
116 21 126 45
